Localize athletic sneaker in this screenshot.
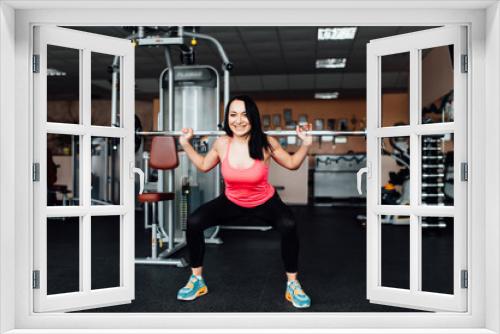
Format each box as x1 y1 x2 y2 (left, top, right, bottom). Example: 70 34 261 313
177 274 208 301
285 280 311 308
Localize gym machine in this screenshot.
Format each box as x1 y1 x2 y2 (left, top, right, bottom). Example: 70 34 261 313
313 153 367 203
130 27 232 266
421 91 455 228
380 136 411 225
420 134 453 228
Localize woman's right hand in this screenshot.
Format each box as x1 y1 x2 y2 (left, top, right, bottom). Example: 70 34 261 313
179 128 193 147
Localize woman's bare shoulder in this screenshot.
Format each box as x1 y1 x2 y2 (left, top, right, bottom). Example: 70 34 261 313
214 135 230 150
267 135 279 145
266 135 281 151
216 135 230 144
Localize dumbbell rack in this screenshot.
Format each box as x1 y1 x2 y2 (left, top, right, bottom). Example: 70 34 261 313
421 136 447 228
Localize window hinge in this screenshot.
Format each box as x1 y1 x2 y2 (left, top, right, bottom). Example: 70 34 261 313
33 163 40 182
461 269 468 289
461 162 468 181
461 54 468 73
32 55 40 73
32 162 41 182
33 270 40 289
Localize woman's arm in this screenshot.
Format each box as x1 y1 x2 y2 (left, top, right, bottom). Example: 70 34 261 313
268 124 312 170
179 128 220 172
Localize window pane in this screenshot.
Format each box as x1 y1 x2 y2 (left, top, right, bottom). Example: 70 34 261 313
380 137 410 205
47 45 80 124
91 137 121 205
91 216 120 289
381 52 410 127
421 45 454 124
47 134 79 206
47 217 80 295
91 52 121 127
421 133 454 206
381 215 410 289
421 216 454 294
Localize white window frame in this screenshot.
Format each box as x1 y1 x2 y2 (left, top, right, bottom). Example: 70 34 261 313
366 26 468 312
32 26 136 312
0 1 498 333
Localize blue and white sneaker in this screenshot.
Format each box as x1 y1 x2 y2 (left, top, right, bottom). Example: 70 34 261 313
285 280 311 308
177 274 208 301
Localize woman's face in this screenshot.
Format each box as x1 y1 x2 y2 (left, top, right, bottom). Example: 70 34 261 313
228 99 251 137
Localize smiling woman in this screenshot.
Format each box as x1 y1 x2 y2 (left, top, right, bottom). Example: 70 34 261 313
1 2 497 333
177 95 313 308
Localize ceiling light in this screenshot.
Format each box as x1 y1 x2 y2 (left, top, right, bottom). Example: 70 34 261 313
47 68 67 76
315 92 339 99
316 58 347 69
318 27 357 40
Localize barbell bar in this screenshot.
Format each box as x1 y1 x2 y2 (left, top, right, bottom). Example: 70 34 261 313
137 130 367 137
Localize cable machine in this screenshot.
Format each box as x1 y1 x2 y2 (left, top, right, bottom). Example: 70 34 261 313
116 26 233 266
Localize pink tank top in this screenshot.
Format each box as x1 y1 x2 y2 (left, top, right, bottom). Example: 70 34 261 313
221 138 275 208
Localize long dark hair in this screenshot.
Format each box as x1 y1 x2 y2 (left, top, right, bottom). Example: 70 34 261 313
222 95 271 160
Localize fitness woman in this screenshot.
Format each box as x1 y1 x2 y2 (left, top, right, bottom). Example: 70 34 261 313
177 95 312 308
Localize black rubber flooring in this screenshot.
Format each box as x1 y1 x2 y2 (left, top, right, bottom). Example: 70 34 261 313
46 205 455 313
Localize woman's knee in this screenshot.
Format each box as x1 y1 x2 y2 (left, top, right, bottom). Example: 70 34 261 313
186 211 206 232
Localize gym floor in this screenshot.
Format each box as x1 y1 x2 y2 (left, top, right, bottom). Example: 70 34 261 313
47 202 453 313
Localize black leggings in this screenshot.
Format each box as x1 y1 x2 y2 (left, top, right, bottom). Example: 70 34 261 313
186 191 299 273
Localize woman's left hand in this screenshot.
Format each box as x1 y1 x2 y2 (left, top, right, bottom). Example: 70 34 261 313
297 123 313 147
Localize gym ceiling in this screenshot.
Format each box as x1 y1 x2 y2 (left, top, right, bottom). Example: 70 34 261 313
49 26 431 100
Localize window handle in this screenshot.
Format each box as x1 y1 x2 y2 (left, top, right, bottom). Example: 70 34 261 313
133 167 145 194
357 166 368 195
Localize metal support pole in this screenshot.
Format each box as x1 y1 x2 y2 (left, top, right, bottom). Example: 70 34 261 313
135 258 188 267
103 139 109 203
157 68 168 246
164 48 175 131
220 226 273 231
163 47 176 253
143 152 150 229
224 70 230 110
157 68 168 132
109 55 120 206
111 56 120 127
72 136 78 204
151 202 157 259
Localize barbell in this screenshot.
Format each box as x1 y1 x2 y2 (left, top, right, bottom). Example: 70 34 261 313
137 130 367 137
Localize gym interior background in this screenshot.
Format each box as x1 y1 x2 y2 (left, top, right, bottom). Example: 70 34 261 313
44 26 455 312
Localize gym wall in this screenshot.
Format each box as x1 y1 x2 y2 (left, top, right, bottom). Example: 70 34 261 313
256 93 409 155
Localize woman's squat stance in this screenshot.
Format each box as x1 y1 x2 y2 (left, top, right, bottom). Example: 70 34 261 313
177 95 312 308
